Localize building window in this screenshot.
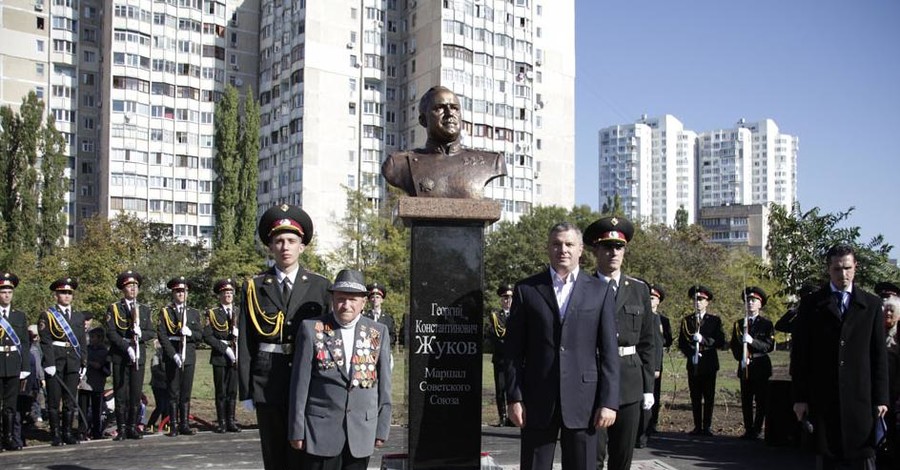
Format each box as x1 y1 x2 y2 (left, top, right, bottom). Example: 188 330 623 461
36 63 44 76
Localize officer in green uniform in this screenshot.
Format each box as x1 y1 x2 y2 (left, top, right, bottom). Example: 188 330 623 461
157 276 202 437
238 204 330 470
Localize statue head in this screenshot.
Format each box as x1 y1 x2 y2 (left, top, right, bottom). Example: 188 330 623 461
418 86 462 144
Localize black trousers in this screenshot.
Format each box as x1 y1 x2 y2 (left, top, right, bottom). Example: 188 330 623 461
46 367 79 413
817 454 876 470
520 405 596 470
112 360 144 412
256 402 303 470
165 360 194 405
301 441 369 470
636 373 663 445
212 365 238 403
597 400 641 470
739 377 768 433
492 360 509 420
1 375 17 440
687 373 716 431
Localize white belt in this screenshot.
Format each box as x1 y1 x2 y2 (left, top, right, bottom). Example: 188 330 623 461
618 345 636 357
258 343 291 354
0 345 18 352
220 339 230 344
167 336 183 341
51 341 72 347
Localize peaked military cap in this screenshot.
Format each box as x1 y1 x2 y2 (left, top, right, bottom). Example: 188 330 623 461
50 277 78 292
116 270 143 289
366 282 387 298
688 285 713 302
649 284 666 302
583 216 635 246
213 278 237 293
0 272 19 289
497 283 514 297
875 281 900 299
258 204 314 245
328 269 367 294
166 276 192 291
743 286 768 307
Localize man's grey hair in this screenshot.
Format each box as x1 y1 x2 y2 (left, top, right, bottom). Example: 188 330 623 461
548 222 582 241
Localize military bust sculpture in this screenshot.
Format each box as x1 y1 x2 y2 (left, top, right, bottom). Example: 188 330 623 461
381 86 507 199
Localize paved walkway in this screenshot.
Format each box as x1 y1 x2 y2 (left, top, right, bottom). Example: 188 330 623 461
1 426 815 469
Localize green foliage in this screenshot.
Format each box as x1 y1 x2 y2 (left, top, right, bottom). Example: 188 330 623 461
675 205 689 231
213 86 241 247
601 193 624 216
38 116 68 257
236 87 260 249
766 202 898 297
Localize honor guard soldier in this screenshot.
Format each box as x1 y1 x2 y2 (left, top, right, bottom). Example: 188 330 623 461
585 216 658 470
488 283 513 427
636 284 673 447
678 285 726 436
364 283 396 347
729 286 775 439
106 270 155 440
157 276 202 437
39 278 87 446
0 273 30 452
203 278 241 433
239 204 330 470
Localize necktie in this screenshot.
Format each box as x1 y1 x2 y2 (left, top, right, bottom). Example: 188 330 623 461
1 308 6 318
609 279 618 299
225 307 231 319
65 308 70 319
833 291 846 315
282 279 292 302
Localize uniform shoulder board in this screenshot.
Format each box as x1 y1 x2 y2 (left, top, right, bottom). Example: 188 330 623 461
304 271 328 281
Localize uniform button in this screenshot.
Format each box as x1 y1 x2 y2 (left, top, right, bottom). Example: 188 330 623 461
840 340 845 346
560 346 565 351
287 335 292 341
286 321 292 326
288 362 292 367
840 360 844 366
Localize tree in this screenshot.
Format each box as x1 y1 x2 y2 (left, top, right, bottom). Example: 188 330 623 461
236 87 260 249
675 205 689 231
0 93 45 253
38 116 68 257
766 202 898 298
601 193 624 216
213 85 241 247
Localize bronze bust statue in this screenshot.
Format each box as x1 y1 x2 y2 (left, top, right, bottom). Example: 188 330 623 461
381 86 507 199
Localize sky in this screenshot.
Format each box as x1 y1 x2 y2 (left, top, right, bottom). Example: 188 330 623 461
573 0 900 257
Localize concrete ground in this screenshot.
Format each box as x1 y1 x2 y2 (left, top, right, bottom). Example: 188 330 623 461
1 425 815 469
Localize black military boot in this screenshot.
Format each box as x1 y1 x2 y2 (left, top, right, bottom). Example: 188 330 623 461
1 408 15 451
178 404 195 435
128 405 143 439
112 409 127 441
225 399 241 433
165 404 179 437
49 411 63 446
213 401 225 433
62 411 80 445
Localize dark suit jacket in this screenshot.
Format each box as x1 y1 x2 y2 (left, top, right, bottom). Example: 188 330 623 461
363 309 396 346
238 267 331 405
106 299 156 366
791 284 888 460
203 305 240 366
38 307 87 371
729 315 775 380
678 312 725 376
156 305 202 365
0 308 30 378
505 269 620 429
653 313 673 373
598 274 657 405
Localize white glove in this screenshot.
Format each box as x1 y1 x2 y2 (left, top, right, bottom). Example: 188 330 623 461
225 347 236 363
242 399 255 411
79 367 87 380
692 332 703 343
127 346 137 362
181 325 192 337
743 333 753 344
44 366 57 377
20 371 31 379
642 393 655 410
231 326 239 338
133 325 142 339
174 354 183 368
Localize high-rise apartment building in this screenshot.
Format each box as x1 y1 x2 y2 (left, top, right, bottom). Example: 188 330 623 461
256 0 575 252
4 0 574 250
598 114 696 225
599 115 797 226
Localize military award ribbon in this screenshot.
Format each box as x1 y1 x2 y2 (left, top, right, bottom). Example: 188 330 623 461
0 315 22 348
49 306 82 358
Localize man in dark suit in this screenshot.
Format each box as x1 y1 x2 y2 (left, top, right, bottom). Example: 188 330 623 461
792 244 888 469
729 286 775 440
0 272 30 452
488 283 514 427
105 270 156 441
584 216 657 470
39 277 87 446
677 285 725 436
363 283 395 347
239 204 331 470
157 276 202 437
636 284 673 446
505 221 620 470
203 278 241 433
289 269 392 469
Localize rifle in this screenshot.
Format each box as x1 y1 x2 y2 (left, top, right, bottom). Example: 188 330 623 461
692 287 701 371
742 289 751 380
180 306 187 370
133 301 141 370
229 306 238 369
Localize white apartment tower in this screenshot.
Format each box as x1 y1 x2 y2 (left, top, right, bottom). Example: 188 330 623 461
256 0 575 252
598 114 696 224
